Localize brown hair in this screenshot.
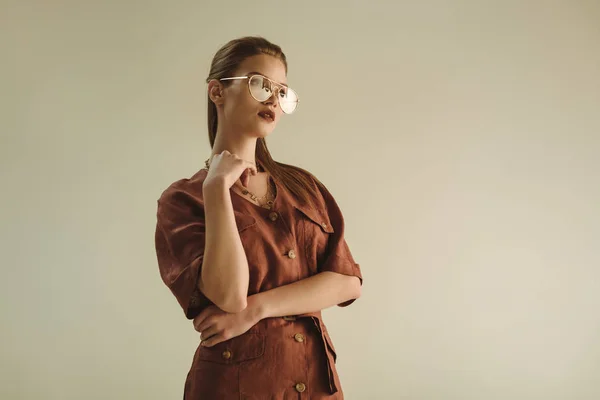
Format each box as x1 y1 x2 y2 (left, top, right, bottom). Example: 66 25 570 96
205 36 319 206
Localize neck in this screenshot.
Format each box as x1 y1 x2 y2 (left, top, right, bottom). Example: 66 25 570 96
211 128 258 166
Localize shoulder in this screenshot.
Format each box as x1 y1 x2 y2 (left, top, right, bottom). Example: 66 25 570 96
277 162 329 190
276 162 333 209
156 168 208 217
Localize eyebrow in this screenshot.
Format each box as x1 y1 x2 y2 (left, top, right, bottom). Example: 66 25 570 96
246 71 288 87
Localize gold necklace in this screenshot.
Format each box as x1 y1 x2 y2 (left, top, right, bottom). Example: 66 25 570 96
238 179 275 209
204 158 274 209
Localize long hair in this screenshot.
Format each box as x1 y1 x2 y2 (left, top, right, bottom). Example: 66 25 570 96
205 36 319 206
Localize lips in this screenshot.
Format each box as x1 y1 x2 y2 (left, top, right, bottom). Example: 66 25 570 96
258 109 275 122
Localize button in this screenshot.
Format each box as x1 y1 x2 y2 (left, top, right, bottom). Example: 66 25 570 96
287 249 296 259
294 333 305 342
222 350 232 360
295 383 306 393
321 222 328 229
269 212 279 221
283 316 297 321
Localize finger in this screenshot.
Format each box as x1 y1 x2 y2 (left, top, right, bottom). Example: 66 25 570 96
195 315 215 333
200 325 219 341
240 169 250 188
201 332 226 347
246 161 258 176
193 311 209 332
193 316 206 333
193 307 216 332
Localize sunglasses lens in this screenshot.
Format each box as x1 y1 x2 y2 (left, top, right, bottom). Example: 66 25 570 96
279 87 298 114
248 75 298 114
248 75 271 102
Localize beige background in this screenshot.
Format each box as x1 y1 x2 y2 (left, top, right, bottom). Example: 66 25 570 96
2 1 599 399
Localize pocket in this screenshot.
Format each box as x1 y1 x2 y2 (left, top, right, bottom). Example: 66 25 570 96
185 362 240 399
195 332 266 365
294 205 334 269
234 212 256 233
186 334 265 398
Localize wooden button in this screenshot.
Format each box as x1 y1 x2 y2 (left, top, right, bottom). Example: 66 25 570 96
295 383 306 393
269 212 279 221
294 333 305 342
222 350 232 360
287 249 296 259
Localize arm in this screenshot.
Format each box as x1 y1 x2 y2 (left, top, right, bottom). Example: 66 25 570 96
249 271 362 320
193 271 361 347
201 179 250 313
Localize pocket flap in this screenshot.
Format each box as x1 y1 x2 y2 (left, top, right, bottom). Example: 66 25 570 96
196 333 265 365
294 205 334 234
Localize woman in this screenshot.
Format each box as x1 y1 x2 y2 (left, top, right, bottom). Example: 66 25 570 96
155 36 363 399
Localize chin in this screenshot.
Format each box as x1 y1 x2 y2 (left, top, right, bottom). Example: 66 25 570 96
258 127 275 138
248 124 276 139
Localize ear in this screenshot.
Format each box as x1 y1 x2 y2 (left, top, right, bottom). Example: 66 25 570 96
208 80 225 105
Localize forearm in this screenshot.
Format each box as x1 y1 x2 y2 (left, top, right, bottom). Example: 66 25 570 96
250 272 362 319
200 179 249 312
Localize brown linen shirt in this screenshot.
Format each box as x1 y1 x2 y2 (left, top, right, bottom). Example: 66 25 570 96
155 167 363 399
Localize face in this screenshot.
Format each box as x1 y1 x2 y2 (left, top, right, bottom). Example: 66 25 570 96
210 54 289 139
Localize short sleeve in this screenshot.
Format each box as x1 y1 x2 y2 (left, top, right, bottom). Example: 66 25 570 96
315 180 363 307
155 188 213 319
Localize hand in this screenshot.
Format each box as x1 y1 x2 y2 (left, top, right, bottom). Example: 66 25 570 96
193 297 263 347
204 150 258 189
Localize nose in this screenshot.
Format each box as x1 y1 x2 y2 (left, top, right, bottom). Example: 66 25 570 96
263 88 280 109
